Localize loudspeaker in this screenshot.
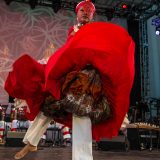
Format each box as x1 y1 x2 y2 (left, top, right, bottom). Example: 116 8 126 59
97 135 129 151
127 128 141 150
5 131 26 147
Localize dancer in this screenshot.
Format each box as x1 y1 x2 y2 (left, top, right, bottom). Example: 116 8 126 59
5 0 135 160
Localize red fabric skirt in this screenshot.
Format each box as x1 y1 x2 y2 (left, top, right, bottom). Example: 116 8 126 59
5 22 135 140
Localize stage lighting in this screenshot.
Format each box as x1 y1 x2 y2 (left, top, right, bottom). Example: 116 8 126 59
115 2 130 12
152 17 160 27
122 4 128 9
155 26 160 35
151 17 160 35
119 2 130 10
155 30 160 35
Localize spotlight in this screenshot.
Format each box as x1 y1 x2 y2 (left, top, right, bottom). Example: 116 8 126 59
155 26 160 35
117 2 131 11
115 2 131 15
152 17 160 35
4 0 13 5
155 30 160 35
152 17 160 27
122 4 128 9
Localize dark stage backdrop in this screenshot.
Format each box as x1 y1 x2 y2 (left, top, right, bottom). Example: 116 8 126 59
127 20 141 105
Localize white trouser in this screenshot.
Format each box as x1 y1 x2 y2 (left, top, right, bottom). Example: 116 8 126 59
72 115 93 160
23 112 51 146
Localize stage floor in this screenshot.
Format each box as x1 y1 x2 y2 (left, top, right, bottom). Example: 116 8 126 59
0 146 160 160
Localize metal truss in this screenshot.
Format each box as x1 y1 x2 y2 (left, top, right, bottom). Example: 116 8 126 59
139 20 150 101
4 0 160 19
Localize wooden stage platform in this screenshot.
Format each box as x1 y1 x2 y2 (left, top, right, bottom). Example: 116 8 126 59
0 146 159 160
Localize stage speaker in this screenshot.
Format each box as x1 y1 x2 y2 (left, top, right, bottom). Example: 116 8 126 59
97 135 129 151
127 128 141 150
5 131 26 147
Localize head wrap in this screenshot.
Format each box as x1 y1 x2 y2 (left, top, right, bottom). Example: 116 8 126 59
75 0 95 14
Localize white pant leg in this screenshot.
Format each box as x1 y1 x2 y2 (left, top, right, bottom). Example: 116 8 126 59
72 115 93 160
23 112 51 146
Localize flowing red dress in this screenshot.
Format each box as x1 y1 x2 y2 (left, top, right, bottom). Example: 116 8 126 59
5 22 135 140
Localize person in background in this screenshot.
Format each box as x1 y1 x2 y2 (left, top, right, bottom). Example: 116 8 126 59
5 97 13 122
0 106 6 144
52 122 71 147
40 121 71 147
61 124 71 147
10 108 19 131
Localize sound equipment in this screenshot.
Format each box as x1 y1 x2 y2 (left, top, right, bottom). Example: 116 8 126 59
127 125 160 150
127 128 141 150
97 134 129 151
5 131 26 147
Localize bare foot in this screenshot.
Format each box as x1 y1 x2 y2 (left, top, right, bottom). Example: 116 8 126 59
14 143 37 159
